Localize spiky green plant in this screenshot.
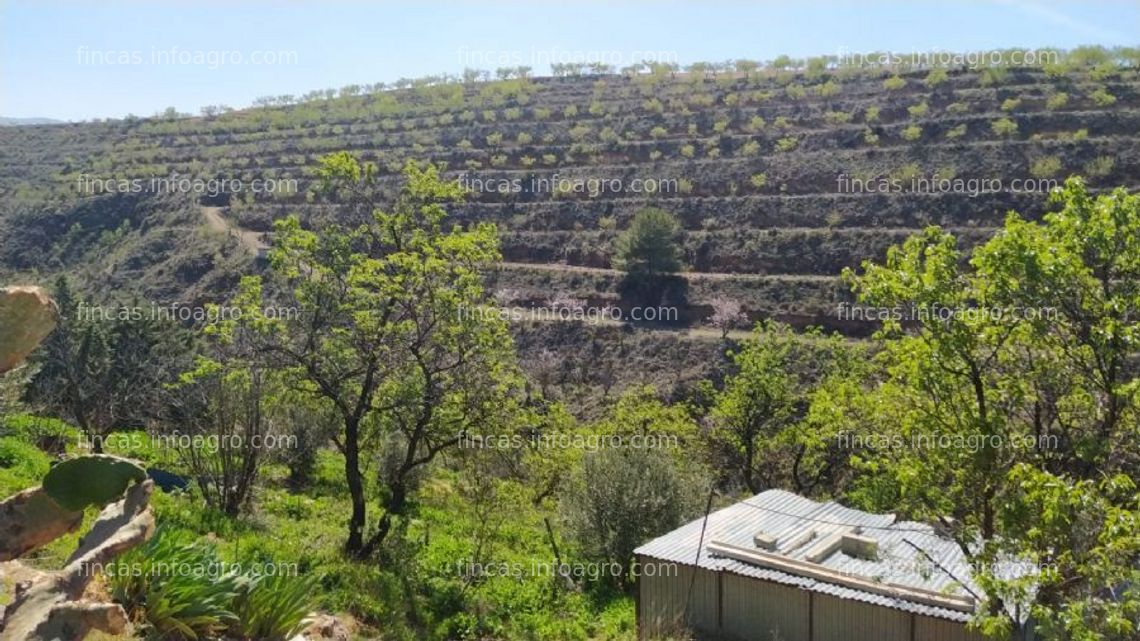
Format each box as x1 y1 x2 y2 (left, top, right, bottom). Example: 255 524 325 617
230 571 318 640
109 528 241 640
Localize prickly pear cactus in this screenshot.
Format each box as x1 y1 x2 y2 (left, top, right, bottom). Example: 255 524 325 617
43 455 148 512
0 287 58 374
0 285 156 640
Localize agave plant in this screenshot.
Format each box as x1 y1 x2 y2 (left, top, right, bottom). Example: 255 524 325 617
230 570 318 640
109 527 242 640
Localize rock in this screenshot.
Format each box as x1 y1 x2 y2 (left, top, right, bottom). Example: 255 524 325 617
0 286 59 374
291 613 351 641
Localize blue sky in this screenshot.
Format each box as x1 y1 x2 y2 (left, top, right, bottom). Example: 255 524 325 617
2 0 1137 121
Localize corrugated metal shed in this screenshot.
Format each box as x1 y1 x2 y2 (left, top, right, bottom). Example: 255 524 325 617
634 489 982 623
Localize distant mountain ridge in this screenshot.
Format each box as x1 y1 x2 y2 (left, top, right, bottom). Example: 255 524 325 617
0 117 63 127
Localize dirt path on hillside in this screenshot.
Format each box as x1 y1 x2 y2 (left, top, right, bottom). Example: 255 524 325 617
201 206 269 254
495 261 838 282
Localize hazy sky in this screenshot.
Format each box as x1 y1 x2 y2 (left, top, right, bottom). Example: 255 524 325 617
2 0 1137 121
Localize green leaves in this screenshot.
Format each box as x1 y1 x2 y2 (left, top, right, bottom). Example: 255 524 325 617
838 177 1140 638
612 207 683 275
42 454 146 511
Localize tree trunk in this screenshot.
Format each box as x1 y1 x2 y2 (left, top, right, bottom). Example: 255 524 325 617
344 417 367 555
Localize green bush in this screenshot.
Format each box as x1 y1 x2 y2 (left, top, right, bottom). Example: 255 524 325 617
924 68 949 87
563 447 698 584
1083 156 1115 177
1089 87 1116 107
109 528 242 640
991 118 1018 137
0 413 80 448
0 437 52 495
883 76 906 90
1030 156 1062 178
945 124 967 139
232 572 318 641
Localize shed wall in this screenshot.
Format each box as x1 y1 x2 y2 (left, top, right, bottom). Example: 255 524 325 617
637 558 718 640
915 614 992 641
721 572 811 641
811 592 911 641
637 558 987 641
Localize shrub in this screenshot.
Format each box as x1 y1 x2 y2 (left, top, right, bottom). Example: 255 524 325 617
750 173 768 190
775 136 798 152
231 572 318 641
863 106 881 123
1089 87 1117 107
562 104 578 117
824 111 852 124
0 437 52 494
979 66 1008 86
773 116 791 129
109 529 242 640
1001 97 1022 112
785 84 807 100
564 447 697 583
924 68 949 87
650 126 667 139
945 124 967 139
740 140 761 156
816 80 840 97
883 76 906 90
991 118 1018 137
907 102 929 118
1046 92 1069 110
747 115 766 131
901 125 922 141
680 144 695 158
946 102 969 114
713 119 729 134
1083 156 1115 177
863 128 880 145
516 132 532 144
1030 156 1062 178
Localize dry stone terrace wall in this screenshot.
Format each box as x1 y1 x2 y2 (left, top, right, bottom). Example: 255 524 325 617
0 64 1137 336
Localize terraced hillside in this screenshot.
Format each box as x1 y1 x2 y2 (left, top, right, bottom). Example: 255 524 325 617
2 54 1138 402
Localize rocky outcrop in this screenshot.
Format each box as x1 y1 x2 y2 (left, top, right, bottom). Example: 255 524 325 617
0 285 156 641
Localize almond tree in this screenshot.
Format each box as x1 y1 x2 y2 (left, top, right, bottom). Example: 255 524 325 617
233 154 521 557
839 179 1140 640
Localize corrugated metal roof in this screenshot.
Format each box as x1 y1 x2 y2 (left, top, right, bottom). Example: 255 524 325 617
634 489 985 623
